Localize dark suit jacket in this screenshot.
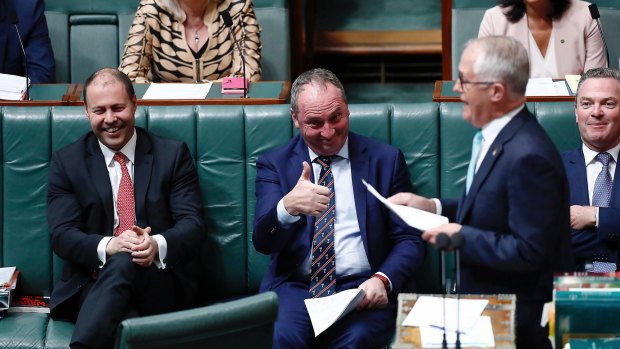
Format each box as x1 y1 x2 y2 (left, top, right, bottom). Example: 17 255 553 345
48 127 205 314
441 108 573 302
563 147 620 268
0 0 55 83
253 132 424 294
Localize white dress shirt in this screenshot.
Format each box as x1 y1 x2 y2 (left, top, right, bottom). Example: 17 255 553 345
528 29 559 78
96 130 168 268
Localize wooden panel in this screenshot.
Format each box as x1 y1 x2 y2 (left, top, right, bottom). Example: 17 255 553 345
313 30 441 55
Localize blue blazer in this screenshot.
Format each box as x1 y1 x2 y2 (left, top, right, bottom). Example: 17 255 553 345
0 0 55 83
253 132 424 294
47 128 205 314
441 108 573 302
563 147 620 268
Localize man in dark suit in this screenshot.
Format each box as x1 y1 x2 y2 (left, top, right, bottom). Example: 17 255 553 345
253 68 424 348
0 0 55 83
48 68 205 349
564 67 620 272
389 36 573 349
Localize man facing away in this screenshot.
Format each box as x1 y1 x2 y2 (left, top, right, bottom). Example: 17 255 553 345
253 68 425 348
564 67 620 272
48 68 205 349
389 36 573 349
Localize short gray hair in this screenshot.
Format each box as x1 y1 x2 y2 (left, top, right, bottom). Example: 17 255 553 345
465 36 529 98
290 68 347 114
576 67 620 103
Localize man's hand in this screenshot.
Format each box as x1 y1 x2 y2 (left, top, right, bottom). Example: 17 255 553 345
105 228 145 256
356 277 388 310
130 226 158 267
388 192 436 213
422 223 462 246
282 161 331 216
570 205 597 230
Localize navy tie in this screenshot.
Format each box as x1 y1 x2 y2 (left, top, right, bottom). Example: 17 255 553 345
309 156 337 298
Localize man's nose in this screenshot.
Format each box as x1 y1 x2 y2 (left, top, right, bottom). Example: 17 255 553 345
321 125 335 138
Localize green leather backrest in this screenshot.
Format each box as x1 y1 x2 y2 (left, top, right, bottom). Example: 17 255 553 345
599 4 620 70
535 102 581 152
450 0 494 80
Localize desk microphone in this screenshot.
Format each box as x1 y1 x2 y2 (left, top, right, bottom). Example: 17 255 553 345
589 4 610 68
436 233 451 349
221 10 247 98
7 5 29 100
451 232 465 349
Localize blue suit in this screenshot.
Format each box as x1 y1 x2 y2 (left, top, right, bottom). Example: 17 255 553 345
253 132 424 348
441 108 573 348
0 0 55 83
563 147 620 269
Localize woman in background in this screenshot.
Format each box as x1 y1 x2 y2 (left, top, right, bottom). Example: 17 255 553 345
479 0 607 78
119 0 261 83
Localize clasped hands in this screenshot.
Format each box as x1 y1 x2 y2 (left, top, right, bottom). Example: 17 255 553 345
105 226 158 267
283 161 331 217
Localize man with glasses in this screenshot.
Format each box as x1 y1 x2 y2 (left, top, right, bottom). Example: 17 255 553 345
389 36 573 349
564 67 620 273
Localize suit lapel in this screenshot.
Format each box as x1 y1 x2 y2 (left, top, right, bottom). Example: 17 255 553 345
86 135 114 233
293 136 315 249
566 149 590 206
458 110 527 222
611 152 620 208
0 22 9 71
348 134 369 248
133 129 153 225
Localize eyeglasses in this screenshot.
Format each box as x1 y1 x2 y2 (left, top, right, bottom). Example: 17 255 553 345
457 73 495 90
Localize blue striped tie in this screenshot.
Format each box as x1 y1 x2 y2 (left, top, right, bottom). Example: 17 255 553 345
309 156 337 298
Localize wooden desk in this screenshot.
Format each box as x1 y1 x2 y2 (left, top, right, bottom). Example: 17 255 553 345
0 82 291 106
393 293 516 349
433 80 576 103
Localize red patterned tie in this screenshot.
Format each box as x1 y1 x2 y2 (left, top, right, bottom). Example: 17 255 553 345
114 152 135 236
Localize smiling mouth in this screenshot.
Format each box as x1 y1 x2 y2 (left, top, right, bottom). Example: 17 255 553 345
105 126 121 133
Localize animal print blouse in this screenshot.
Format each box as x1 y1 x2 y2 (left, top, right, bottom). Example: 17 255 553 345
119 0 261 83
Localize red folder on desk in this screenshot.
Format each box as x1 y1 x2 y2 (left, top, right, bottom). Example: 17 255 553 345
221 77 249 94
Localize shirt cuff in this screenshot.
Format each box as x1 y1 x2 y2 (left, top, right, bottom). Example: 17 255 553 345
595 207 600 228
152 234 167 269
277 198 301 224
374 272 393 293
97 236 113 267
431 198 442 215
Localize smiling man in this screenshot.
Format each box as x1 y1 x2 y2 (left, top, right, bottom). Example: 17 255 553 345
253 68 424 348
564 67 620 272
47 68 205 349
389 36 573 349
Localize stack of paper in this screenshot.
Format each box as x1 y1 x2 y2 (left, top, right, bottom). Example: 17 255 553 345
0 267 19 314
0 74 29 101
142 83 212 100
304 288 365 337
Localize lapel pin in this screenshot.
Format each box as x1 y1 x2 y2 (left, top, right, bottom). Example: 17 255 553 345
492 148 498 157
560 39 565 44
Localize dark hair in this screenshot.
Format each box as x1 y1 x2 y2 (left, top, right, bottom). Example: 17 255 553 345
83 68 136 105
290 68 347 114
575 67 620 104
498 0 570 23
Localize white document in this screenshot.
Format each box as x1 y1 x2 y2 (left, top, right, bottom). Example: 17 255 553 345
0 73 28 100
565 75 581 94
362 179 448 231
402 296 488 332
525 78 569 96
419 315 495 348
304 288 365 337
0 267 17 287
142 83 212 100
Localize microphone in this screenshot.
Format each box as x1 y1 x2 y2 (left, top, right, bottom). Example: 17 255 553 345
451 232 465 349
436 233 450 349
7 5 29 100
221 10 248 98
589 4 610 68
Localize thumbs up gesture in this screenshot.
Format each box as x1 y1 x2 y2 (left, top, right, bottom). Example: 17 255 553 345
283 161 331 216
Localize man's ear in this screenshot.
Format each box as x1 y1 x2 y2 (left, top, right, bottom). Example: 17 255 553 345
291 109 300 129
490 82 505 102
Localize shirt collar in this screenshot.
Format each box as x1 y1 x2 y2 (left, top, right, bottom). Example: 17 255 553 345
582 141 620 166
307 137 350 162
480 104 524 145
98 129 137 166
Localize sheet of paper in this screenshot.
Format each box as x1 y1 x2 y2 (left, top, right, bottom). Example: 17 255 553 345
142 83 212 100
525 78 569 96
304 288 365 337
362 179 448 231
565 75 581 94
0 267 16 286
0 73 28 100
419 315 495 348
402 295 488 332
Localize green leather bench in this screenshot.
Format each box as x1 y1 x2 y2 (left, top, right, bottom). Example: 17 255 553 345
0 102 579 348
44 0 291 83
